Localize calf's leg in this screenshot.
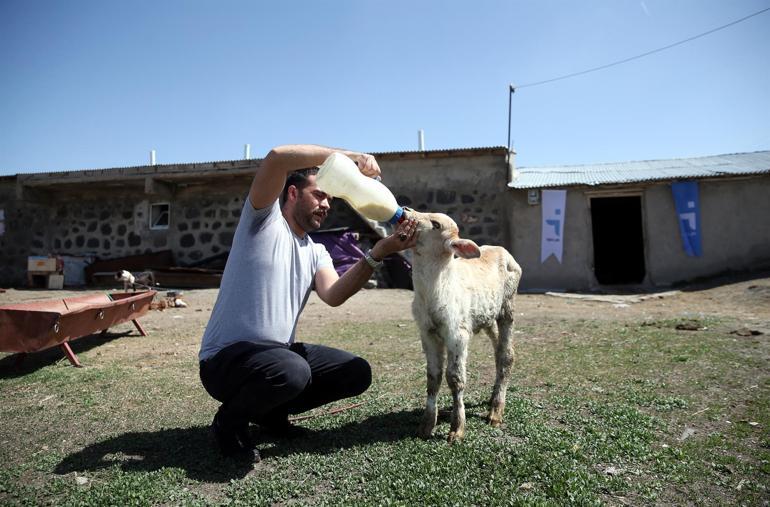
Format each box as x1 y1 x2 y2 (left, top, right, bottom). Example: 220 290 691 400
488 318 515 427
445 330 470 443
418 332 445 439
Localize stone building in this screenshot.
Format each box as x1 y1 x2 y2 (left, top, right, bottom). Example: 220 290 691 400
0 147 510 287
1 147 768 291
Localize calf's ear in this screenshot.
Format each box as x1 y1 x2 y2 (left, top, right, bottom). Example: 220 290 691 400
450 239 481 259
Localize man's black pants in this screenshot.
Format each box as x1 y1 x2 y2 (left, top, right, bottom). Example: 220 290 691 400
199 341 371 430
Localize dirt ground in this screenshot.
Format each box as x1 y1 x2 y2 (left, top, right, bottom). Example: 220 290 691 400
2 272 769 339
304 273 770 333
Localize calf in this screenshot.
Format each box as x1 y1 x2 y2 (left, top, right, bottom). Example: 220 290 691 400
408 210 522 443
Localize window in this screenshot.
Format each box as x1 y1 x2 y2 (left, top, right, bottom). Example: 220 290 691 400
0 209 5 236
150 203 170 230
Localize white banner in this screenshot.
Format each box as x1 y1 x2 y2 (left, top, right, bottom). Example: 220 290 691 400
541 190 566 263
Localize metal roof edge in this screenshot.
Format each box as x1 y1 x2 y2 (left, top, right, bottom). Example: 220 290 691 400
374 146 508 159
13 158 261 180
507 169 770 190
6 146 509 178
517 150 770 171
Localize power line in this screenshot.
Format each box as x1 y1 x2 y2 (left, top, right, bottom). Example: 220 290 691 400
515 6 770 90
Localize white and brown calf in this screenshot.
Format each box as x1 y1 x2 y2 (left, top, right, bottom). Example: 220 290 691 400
408 210 522 443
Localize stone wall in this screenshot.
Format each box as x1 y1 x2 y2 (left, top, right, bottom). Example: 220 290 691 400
40 191 250 265
380 153 510 248
0 150 510 287
0 178 254 286
48 200 143 254
0 178 21 285
320 153 510 247
171 190 248 264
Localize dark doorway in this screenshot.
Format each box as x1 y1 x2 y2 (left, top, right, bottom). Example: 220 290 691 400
590 196 646 285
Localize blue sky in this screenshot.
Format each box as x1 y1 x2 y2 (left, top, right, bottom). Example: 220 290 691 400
1 0 768 175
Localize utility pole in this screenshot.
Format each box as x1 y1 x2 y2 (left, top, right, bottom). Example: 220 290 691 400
507 84 515 162
506 84 517 183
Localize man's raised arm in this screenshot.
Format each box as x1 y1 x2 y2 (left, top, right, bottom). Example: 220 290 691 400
249 145 381 209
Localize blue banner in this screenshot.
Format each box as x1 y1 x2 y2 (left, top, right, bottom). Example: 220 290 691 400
671 181 702 257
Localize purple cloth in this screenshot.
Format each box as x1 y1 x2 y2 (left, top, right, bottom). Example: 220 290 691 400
309 231 365 276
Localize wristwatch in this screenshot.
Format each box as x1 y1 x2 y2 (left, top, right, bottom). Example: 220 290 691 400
364 249 384 270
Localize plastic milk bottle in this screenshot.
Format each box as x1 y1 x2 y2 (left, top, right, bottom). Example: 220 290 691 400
315 152 406 224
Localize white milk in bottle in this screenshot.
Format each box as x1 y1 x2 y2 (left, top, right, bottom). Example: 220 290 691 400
315 152 405 224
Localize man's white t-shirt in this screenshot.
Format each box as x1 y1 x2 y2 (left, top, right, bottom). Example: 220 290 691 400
199 200 333 361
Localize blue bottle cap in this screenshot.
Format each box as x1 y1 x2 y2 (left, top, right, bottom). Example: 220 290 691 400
388 207 405 225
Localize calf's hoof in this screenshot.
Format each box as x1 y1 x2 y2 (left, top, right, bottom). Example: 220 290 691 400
488 414 503 427
447 430 464 444
488 405 505 427
417 424 435 439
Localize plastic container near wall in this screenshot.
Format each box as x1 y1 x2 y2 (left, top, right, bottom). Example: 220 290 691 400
47 274 64 289
61 255 94 286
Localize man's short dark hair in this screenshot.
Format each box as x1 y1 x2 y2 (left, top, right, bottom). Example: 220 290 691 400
280 167 319 207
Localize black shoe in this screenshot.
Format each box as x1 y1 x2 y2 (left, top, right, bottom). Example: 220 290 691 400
235 425 257 450
211 414 260 462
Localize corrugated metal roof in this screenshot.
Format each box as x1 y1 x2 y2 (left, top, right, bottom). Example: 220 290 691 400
508 150 770 189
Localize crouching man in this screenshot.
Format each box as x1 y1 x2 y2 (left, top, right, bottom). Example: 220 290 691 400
199 144 417 461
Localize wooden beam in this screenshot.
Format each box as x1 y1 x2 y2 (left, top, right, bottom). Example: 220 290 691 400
144 177 175 196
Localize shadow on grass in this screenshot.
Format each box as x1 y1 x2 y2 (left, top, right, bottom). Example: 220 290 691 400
54 408 430 482
54 425 254 482
0 331 134 379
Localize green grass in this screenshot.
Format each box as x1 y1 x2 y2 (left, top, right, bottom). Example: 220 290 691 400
1 314 768 505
